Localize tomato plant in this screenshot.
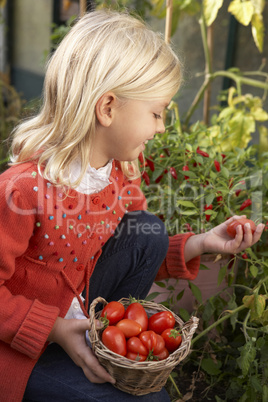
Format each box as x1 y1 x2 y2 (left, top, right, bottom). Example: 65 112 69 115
161 328 182 352
102 326 127 356
100 301 125 325
124 302 148 331
126 336 148 356
116 319 142 338
226 218 256 238
148 311 175 334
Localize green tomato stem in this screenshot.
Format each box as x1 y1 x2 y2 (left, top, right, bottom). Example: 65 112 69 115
168 374 183 398
191 304 246 346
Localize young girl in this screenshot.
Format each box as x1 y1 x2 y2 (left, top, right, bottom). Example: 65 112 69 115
0 10 263 402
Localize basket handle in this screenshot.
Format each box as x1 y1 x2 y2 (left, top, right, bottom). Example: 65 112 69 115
89 296 108 339
181 316 199 342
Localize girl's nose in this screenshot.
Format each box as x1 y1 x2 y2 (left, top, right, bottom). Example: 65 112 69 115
157 120 165 134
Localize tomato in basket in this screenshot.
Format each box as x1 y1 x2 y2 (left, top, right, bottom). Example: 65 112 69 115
226 218 256 238
161 328 182 353
126 336 148 357
126 351 147 362
148 311 175 334
124 302 148 332
153 334 165 355
100 301 125 325
153 347 169 361
139 330 157 352
116 319 142 338
102 326 127 356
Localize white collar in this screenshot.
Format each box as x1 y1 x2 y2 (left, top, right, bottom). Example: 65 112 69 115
68 159 113 195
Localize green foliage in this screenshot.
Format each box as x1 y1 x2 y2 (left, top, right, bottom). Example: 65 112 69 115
50 16 77 50
0 74 23 172
95 0 153 19
141 102 265 236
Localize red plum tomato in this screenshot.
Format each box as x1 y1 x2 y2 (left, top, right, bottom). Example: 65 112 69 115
139 330 157 352
102 326 127 356
153 334 165 355
126 352 147 362
124 302 148 332
127 337 148 356
153 347 169 361
116 319 142 338
100 301 125 325
148 311 175 334
161 328 182 352
227 218 256 238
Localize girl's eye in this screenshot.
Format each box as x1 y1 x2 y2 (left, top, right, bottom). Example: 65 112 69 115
153 113 161 119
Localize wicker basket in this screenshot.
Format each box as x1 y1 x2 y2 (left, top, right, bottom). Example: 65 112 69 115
89 297 199 396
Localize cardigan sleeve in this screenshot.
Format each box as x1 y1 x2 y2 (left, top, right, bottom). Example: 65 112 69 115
0 178 59 359
156 233 201 281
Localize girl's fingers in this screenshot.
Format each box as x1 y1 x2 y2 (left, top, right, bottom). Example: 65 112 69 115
234 223 264 253
241 222 253 245
253 223 265 242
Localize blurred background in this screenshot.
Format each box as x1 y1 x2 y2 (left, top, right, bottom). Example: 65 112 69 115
1 0 267 113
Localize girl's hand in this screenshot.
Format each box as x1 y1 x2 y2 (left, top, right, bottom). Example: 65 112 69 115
202 215 265 255
48 317 116 385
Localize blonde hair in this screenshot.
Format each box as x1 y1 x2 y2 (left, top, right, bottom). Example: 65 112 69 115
10 9 182 187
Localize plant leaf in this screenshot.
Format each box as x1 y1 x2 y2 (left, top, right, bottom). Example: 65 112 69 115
203 0 223 26
251 0 266 14
253 294 266 318
154 281 166 288
180 210 199 216
201 357 222 375
189 282 203 303
145 292 161 301
249 265 259 278
228 0 254 26
199 263 210 270
177 200 197 208
205 193 215 206
176 289 185 301
251 13 265 52
221 166 230 179
237 341 256 376
178 307 190 322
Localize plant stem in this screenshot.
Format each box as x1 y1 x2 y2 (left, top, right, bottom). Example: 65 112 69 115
232 284 253 292
242 310 251 341
253 274 268 292
165 0 173 44
212 71 268 90
80 0 87 16
168 374 183 398
199 14 213 125
184 77 210 127
184 69 268 127
199 15 212 74
191 304 246 345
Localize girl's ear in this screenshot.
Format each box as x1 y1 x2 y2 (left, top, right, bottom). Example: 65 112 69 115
95 92 117 127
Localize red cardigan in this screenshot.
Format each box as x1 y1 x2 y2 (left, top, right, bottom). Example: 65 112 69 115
0 161 200 401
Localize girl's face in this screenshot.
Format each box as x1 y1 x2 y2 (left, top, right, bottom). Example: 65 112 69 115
92 98 169 168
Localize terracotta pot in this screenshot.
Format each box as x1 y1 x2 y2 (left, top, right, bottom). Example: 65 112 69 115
149 254 237 313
